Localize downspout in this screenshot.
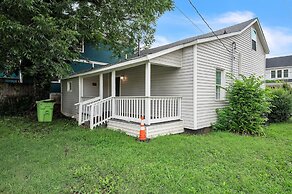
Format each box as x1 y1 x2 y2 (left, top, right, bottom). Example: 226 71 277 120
231 42 237 76
137 41 141 56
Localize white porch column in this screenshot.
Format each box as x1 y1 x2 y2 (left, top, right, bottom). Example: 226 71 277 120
111 71 116 97
145 62 151 125
78 76 83 125
99 73 103 99
111 71 116 116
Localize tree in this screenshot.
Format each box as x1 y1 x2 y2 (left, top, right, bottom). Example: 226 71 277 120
0 0 173 89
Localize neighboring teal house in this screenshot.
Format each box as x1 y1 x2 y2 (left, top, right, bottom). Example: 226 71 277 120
0 71 22 83
0 43 119 93
51 43 120 93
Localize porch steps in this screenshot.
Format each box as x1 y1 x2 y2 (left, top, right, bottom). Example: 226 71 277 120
107 119 184 138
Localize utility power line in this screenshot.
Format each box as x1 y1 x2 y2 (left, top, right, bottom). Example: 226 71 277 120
187 0 231 53
175 5 204 34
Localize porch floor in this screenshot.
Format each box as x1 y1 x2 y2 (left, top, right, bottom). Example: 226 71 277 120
107 119 184 138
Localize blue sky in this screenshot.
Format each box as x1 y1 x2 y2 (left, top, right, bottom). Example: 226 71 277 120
153 0 292 57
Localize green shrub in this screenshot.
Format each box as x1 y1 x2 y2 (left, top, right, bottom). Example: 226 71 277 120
268 86 292 123
213 75 271 135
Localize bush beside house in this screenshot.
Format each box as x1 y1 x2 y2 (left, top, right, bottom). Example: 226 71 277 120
213 75 272 135
268 83 292 123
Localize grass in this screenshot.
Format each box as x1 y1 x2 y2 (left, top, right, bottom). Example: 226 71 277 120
0 117 291 193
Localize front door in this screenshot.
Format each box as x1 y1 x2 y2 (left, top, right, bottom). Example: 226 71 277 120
115 77 121 96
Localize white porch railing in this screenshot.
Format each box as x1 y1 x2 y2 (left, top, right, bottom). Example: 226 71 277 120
75 96 101 125
114 97 146 123
77 96 182 129
150 96 181 123
114 96 182 124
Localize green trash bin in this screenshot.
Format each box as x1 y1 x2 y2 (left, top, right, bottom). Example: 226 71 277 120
36 99 55 122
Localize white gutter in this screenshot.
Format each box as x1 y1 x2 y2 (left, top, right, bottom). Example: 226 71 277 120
64 55 150 80
73 59 108 66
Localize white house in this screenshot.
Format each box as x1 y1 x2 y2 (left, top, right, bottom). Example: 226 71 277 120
61 18 269 138
265 55 292 87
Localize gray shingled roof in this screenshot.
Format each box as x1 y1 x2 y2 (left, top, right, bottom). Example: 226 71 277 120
138 18 257 56
266 55 292 68
70 18 257 76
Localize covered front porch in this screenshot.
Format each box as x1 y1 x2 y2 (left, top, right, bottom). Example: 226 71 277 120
75 62 183 136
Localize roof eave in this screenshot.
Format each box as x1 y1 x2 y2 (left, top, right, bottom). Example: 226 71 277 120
63 18 270 79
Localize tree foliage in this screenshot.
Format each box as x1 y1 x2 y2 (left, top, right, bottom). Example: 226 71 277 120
0 0 173 83
213 75 272 136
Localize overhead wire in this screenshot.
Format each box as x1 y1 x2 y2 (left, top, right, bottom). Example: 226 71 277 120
187 0 231 53
175 5 204 34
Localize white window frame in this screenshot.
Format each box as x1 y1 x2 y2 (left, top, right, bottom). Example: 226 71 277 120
215 68 225 100
67 81 72 92
51 79 61 84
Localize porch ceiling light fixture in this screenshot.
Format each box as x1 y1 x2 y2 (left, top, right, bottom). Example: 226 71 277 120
120 75 126 81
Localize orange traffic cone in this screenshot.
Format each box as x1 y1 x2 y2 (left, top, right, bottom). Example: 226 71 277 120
139 116 147 141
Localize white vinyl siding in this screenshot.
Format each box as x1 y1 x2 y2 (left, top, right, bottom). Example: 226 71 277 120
116 65 145 96
151 47 194 129
82 76 99 97
62 77 79 116
196 24 266 129
150 50 182 67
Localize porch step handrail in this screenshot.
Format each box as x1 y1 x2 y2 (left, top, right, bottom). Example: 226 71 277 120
75 96 101 125
89 97 113 129
74 96 101 106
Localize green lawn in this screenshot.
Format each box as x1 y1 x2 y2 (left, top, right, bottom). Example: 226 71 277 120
0 117 291 193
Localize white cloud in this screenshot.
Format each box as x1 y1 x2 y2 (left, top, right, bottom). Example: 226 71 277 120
214 11 256 25
155 10 292 56
211 11 292 56
263 26 292 57
152 35 172 48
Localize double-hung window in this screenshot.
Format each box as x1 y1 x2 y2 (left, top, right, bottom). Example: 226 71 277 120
67 81 72 92
216 69 223 100
271 70 276 78
277 70 282 78
251 28 257 51
284 69 289 78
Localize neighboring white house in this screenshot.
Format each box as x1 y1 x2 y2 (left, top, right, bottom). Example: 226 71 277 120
265 55 292 87
61 18 269 138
